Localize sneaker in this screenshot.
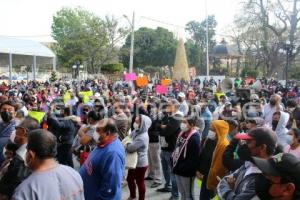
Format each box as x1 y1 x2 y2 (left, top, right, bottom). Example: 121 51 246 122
156 187 171 192
150 182 162 188
144 176 153 180
169 196 179 200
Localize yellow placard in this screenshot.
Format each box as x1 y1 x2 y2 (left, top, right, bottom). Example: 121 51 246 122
28 111 45 124
79 91 94 103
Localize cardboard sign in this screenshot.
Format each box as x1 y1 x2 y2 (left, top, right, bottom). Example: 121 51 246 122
79 91 93 103
161 79 171 86
136 76 149 88
124 73 137 81
156 85 168 94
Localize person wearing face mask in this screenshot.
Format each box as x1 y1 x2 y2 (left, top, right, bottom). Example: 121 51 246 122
283 128 300 158
0 117 39 200
263 94 283 125
196 120 229 200
0 101 17 165
172 117 201 200
217 127 277 200
126 115 152 200
12 129 84 200
0 142 18 179
252 153 300 200
271 111 290 147
80 118 125 200
178 93 189 117
286 99 300 129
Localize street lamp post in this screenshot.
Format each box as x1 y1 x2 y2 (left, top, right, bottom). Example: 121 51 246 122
72 61 83 81
124 12 135 90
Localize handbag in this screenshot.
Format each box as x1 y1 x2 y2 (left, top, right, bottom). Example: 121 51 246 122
122 136 138 169
125 151 138 169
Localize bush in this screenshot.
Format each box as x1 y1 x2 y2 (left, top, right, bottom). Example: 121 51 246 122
241 67 259 78
102 63 124 73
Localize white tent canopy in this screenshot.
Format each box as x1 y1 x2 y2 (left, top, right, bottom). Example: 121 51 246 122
0 36 56 82
0 36 55 57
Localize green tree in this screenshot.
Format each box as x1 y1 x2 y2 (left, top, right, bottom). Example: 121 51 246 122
185 15 217 75
51 7 128 74
120 27 177 69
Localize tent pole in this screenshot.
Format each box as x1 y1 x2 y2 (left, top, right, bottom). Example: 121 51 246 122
9 53 12 84
53 57 56 71
33 56 36 81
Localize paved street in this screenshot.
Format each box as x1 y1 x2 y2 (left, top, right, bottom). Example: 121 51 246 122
122 179 201 200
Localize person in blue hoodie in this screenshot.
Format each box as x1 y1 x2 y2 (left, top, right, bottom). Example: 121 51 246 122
79 118 125 200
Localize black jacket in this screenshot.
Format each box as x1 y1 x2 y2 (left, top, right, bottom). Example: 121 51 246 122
222 139 244 172
197 139 217 176
0 155 31 198
148 117 161 143
160 113 182 152
173 133 201 177
47 116 76 145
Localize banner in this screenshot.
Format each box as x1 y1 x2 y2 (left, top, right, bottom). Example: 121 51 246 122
79 91 94 103
124 73 137 81
28 111 45 124
156 85 168 95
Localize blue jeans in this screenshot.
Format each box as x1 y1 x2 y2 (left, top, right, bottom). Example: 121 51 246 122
161 150 179 198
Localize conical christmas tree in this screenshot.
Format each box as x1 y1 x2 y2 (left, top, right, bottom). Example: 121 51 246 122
173 38 190 81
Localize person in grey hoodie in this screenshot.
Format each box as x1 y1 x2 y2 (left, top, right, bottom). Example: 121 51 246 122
126 114 152 200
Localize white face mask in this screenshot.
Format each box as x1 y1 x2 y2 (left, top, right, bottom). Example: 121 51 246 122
10 131 16 143
93 131 100 143
180 123 189 132
287 107 295 113
2 147 7 159
207 130 216 140
133 122 140 130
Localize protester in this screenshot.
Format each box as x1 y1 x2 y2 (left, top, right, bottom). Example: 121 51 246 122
80 118 125 200
252 153 300 200
217 127 277 200
126 114 151 200
112 101 129 140
157 99 182 200
0 142 18 179
178 92 189 116
0 101 17 164
264 94 283 125
12 129 84 200
146 101 163 188
47 106 77 167
272 111 290 147
284 128 300 158
0 117 40 199
172 116 201 200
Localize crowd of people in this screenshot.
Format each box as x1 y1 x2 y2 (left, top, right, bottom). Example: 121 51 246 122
0 76 298 200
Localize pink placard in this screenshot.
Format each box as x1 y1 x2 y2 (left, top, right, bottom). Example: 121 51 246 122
156 85 168 94
124 73 137 81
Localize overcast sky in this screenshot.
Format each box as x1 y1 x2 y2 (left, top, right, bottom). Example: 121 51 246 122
0 0 242 42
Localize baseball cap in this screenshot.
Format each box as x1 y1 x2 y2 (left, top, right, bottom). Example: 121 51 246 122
252 153 300 186
235 127 277 150
178 92 185 98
